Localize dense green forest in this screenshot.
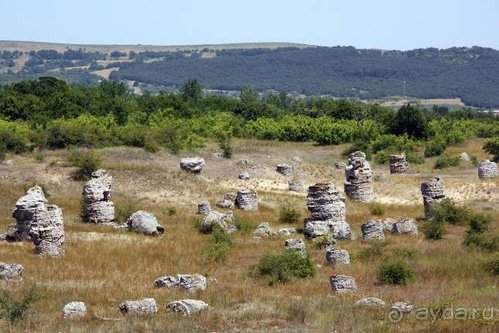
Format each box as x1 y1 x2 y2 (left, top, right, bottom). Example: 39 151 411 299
1 45 499 107
0 77 498 163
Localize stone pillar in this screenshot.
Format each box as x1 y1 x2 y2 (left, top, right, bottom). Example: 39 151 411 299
421 177 445 219
82 169 115 224
344 151 374 202
389 154 409 174
235 189 258 211
304 182 351 239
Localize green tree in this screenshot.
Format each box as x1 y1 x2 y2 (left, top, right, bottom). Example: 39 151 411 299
392 104 429 139
180 78 203 103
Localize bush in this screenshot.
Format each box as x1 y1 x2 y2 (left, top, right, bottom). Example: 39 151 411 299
463 233 499 252
250 251 316 285
429 199 469 225
0 119 34 156
279 203 302 224
114 200 138 224
483 137 499 162
68 149 102 181
0 286 41 324
424 140 446 157
234 217 257 233
218 136 233 159
467 212 491 234
201 227 232 263
482 253 499 275
374 150 390 164
376 261 414 285
423 220 445 240
434 156 460 169
406 151 425 164
370 203 385 216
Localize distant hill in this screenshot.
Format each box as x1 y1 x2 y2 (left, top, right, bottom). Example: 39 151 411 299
1 41 499 107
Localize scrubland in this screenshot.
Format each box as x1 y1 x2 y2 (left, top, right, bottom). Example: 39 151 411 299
0 139 497 332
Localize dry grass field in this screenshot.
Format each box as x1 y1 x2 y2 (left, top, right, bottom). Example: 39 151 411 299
0 139 497 332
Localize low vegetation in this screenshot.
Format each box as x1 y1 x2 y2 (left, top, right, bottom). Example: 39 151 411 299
376 261 415 285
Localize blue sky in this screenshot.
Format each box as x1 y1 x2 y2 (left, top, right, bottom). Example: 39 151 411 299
1 0 498 50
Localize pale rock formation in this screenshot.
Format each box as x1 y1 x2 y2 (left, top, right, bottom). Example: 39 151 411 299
389 154 409 174
330 275 357 293
326 248 350 265
124 211 164 236
478 160 497 179
361 220 385 241
235 189 258 211
304 183 351 239
62 301 87 319
344 151 374 202
119 298 158 316
180 157 205 174
421 177 445 219
82 169 115 224
166 299 208 315
154 274 207 292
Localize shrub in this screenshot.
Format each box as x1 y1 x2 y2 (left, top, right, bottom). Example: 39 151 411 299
279 203 302 224
0 119 34 155
68 149 102 181
218 136 233 159
429 199 469 225
234 217 257 233
374 150 390 164
467 212 491 234
424 140 446 157
201 227 232 263
434 156 460 169
376 261 414 285
370 203 385 216
114 200 138 224
483 137 499 162
250 251 316 285
406 151 425 164
0 286 41 324
482 253 499 275
463 233 499 252
423 220 445 240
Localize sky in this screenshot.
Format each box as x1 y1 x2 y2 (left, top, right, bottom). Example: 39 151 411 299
1 0 498 50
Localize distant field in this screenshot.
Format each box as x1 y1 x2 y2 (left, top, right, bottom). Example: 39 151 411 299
0 40 313 54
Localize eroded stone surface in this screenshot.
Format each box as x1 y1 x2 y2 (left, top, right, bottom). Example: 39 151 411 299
166 299 208 315
391 218 418 236
391 301 415 313
285 238 306 256
478 160 497 179
330 275 357 293
197 202 211 215
276 164 293 176
344 151 374 202
12 186 47 240
154 274 207 292
253 222 273 237
239 172 250 180
288 179 305 192
326 248 350 265
361 220 385 241
356 297 385 307
82 170 115 224
200 210 236 233
63 301 87 319
125 211 164 236
180 157 205 174
389 155 409 174
421 177 445 219
0 262 23 282
235 189 258 211
119 298 158 316
304 183 351 240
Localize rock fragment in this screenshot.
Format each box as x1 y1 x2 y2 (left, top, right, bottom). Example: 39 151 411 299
166 299 208 315
63 301 87 319
154 274 207 292
180 157 205 174
235 189 258 211
326 248 350 265
124 211 164 236
361 220 385 241
276 164 293 176
0 262 23 282
330 275 357 293
119 298 158 316
421 177 445 219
